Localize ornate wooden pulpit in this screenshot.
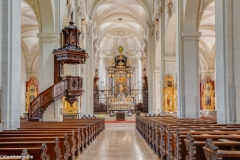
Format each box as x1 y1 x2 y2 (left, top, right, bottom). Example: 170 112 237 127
28 13 88 120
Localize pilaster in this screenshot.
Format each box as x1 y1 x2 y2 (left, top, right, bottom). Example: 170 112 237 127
182 32 201 118
216 0 240 124
0 0 21 129
83 21 94 114
180 32 201 118
147 23 156 113
160 0 165 113
37 33 56 91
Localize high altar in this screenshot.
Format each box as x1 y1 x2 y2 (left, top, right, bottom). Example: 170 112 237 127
162 75 177 113
106 47 135 113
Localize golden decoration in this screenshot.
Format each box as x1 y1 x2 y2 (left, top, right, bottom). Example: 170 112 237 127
62 96 78 114
201 77 215 111
115 77 128 95
118 46 123 53
26 77 38 112
162 75 177 112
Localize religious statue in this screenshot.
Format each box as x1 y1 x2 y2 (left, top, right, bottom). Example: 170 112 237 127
67 0 74 18
118 61 124 66
119 84 123 92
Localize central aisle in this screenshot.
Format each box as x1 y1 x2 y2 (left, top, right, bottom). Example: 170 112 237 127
78 123 158 160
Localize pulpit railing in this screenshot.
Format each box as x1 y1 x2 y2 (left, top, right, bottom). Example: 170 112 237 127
28 76 84 121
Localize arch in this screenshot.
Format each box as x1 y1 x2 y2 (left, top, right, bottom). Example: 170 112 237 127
199 48 211 70
31 55 39 71
97 13 144 29
37 0 55 32
197 0 214 27
183 0 200 31
89 0 151 22
165 13 176 55
98 28 142 44
199 54 209 70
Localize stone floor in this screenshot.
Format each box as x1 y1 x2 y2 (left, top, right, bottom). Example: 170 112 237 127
77 123 158 160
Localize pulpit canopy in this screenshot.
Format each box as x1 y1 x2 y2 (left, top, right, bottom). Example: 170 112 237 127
53 13 88 64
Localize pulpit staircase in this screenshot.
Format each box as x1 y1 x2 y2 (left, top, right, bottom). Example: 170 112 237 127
28 77 84 121
28 14 88 121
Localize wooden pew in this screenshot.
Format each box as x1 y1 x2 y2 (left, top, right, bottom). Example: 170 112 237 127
0 141 55 159
184 133 240 160
171 129 240 160
0 118 104 159
203 138 240 160
136 116 240 160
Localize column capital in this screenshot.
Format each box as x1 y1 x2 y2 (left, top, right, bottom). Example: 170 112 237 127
37 33 56 43
164 56 176 62
182 32 201 40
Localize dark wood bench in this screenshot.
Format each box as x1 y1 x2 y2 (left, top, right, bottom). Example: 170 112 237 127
0 118 105 159
184 133 240 160
203 138 240 160
136 116 240 160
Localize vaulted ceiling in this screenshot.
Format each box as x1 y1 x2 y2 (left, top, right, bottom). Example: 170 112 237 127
21 0 39 72
94 0 147 57
199 1 215 70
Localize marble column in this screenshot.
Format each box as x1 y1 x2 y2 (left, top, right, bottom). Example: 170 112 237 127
147 23 156 114
0 0 21 129
216 0 240 124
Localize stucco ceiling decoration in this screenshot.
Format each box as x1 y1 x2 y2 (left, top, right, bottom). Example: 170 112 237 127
199 0 215 70
94 0 147 58
21 0 39 71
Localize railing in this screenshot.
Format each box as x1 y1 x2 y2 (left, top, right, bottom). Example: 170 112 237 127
63 113 81 119
28 76 83 120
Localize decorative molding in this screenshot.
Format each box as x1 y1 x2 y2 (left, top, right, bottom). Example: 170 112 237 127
37 33 56 42
166 2 173 17
182 32 201 40
164 56 176 61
